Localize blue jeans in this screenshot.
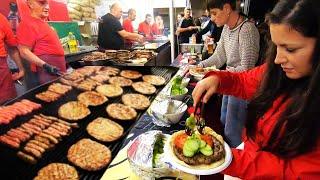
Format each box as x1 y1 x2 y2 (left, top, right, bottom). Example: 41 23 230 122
220 95 248 147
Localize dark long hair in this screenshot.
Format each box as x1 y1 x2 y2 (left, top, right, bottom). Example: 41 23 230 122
246 0 320 158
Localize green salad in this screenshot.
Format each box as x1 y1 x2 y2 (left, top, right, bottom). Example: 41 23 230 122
171 76 188 96
152 135 165 168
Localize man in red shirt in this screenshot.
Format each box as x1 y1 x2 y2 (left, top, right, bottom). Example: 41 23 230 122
123 8 136 33
138 14 153 39
123 8 136 45
17 0 66 86
0 14 24 104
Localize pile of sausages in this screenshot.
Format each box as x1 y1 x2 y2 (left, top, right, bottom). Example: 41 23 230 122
0 114 78 164
0 99 41 125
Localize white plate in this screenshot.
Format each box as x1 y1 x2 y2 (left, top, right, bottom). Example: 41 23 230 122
163 134 233 175
189 66 218 81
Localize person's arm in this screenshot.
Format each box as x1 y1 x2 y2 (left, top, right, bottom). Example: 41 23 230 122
18 46 59 74
8 47 24 80
118 30 143 43
192 64 265 105
198 27 227 68
176 19 197 34
2 17 25 80
197 20 212 36
223 143 320 179
228 23 260 72
18 45 45 67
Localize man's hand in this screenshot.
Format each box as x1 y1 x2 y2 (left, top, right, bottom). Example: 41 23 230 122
43 63 60 75
12 70 24 81
136 34 144 43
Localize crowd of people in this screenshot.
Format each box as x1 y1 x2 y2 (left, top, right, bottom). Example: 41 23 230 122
98 2 165 50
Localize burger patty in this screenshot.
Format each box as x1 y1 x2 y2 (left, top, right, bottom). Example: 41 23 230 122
173 136 225 165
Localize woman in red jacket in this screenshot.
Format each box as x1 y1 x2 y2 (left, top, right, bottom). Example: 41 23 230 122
193 0 320 178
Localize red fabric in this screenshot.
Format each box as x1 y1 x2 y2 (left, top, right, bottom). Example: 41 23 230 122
16 16 64 56
138 21 152 38
204 64 320 179
151 23 160 35
48 0 69 21
0 0 13 17
0 13 17 57
123 18 134 33
0 57 16 104
16 0 31 21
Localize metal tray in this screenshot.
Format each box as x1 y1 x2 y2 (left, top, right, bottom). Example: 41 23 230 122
0 65 178 180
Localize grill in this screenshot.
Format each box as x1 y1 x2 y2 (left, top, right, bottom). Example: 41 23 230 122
0 65 178 180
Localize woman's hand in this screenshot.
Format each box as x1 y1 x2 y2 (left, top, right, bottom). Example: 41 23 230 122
192 75 220 106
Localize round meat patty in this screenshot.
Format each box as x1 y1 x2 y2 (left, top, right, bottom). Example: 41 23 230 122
142 75 166 86
96 84 123 98
77 91 108 106
122 93 150 110
120 70 142 79
34 163 79 180
67 138 111 171
87 117 124 142
58 101 90 121
109 76 133 87
106 103 137 120
98 66 120 76
132 82 156 95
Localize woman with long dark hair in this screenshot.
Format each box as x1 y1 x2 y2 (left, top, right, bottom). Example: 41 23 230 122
192 0 320 178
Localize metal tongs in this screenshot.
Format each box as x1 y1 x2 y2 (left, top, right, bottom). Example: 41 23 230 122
185 95 206 135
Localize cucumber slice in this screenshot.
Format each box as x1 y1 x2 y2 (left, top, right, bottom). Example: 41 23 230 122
199 140 206 149
200 144 213 156
183 147 195 157
184 139 199 152
186 116 196 128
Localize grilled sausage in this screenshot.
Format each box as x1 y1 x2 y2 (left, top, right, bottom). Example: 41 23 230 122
28 140 50 150
25 142 45 153
23 146 42 158
34 136 54 148
0 135 20 148
17 151 37 164
43 129 61 139
39 133 59 144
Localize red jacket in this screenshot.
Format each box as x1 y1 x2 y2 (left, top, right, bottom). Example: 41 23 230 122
205 64 320 179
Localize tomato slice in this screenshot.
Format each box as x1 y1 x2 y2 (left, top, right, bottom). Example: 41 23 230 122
200 134 214 147
173 133 189 149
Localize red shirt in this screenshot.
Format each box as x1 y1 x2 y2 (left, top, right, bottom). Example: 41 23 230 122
151 23 161 35
17 16 64 56
138 21 152 38
0 14 17 57
123 18 134 33
205 64 320 179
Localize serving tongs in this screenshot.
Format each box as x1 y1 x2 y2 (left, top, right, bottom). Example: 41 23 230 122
185 95 206 135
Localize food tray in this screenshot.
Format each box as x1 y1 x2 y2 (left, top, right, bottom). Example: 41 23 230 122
0 65 178 180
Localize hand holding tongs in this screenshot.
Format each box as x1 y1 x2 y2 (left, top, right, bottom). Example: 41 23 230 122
43 63 64 76
185 94 206 135
194 95 206 134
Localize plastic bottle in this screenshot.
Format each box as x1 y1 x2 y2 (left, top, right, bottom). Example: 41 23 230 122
191 34 196 44
68 32 78 53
